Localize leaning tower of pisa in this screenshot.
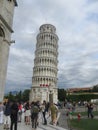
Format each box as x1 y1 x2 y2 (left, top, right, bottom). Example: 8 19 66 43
30 24 59 103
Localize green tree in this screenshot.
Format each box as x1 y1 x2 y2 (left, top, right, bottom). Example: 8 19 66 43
4 89 30 102
8 91 15 101
92 85 98 92
58 88 66 101
66 94 98 102
22 89 30 102
15 91 22 101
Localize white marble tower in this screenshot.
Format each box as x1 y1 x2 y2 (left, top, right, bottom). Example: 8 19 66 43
30 24 59 103
0 0 17 101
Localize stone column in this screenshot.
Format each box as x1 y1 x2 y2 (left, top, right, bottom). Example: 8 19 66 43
0 37 10 101
0 0 17 101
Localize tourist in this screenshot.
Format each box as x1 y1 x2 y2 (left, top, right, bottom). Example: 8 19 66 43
10 100 18 130
3 100 11 129
87 102 94 118
18 102 22 122
42 100 48 125
24 101 31 125
50 102 58 125
31 101 40 129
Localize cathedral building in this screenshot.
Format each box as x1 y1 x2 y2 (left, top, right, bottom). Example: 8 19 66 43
0 0 17 101
30 24 59 103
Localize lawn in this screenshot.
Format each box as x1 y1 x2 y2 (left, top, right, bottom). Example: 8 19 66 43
72 111 98 116
68 119 98 130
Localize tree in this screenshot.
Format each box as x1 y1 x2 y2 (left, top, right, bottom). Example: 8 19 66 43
15 91 22 101
4 89 30 102
7 91 15 101
58 88 66 101
92 85 98 92
22 89 30 102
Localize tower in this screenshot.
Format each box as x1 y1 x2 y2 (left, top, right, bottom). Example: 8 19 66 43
30 24 59 103
0 0 17 101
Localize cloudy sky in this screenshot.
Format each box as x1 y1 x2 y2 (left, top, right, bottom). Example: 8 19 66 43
5 0 98 92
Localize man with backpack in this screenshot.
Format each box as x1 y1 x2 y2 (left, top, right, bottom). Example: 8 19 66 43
31 101 40 129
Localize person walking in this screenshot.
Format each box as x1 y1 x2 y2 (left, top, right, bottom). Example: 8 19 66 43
24 101 31 125
50 102 58 125
31 101 39 129
18 102 22 122
10 101 18 130
3 100 11 129
42 100 48 125
87 102 94 119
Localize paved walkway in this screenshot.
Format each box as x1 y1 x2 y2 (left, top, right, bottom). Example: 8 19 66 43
0 122 67 130
0 112 68 130
58 109 68 129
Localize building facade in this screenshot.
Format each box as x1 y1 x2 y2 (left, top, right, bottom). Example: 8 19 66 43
0 0 17 101
30 24 59 103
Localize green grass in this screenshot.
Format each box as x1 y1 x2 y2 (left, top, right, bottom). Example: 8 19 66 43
69 119 98 130
72 111 98 116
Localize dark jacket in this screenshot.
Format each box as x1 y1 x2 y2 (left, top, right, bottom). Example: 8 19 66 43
4 102 11 116
10 102 18 121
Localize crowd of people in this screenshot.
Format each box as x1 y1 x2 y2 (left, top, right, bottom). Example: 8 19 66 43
0 100 59 130
64 100 95 120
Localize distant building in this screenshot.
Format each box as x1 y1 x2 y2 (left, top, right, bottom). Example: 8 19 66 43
0 0 17 101
67 87 93 94
30 24 59 103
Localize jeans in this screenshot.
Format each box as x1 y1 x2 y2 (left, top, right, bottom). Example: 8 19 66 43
42 111 47 124
10 120 17 130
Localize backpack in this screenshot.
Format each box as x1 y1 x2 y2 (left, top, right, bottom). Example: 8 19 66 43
31 105 39 114
11 109 17 115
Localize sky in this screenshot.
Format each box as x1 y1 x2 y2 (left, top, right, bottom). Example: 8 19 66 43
5 0 98 93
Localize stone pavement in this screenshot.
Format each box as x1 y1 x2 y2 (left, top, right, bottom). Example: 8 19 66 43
58 109 69 129
0 112 68 130
0 122 67 130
